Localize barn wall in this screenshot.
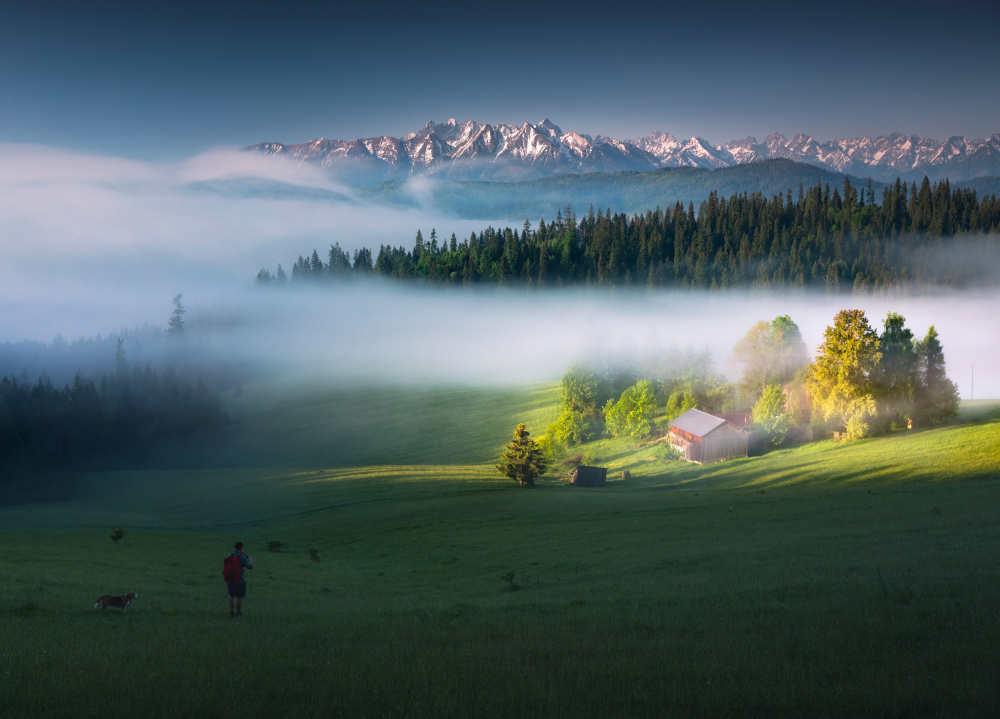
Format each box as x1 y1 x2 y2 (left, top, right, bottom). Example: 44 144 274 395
671 423 748 463
669 431 700 462
701 429 748 462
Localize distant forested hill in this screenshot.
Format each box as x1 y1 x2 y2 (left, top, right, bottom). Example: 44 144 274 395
363 159 886 219
195 157 999 224
365 158 1000 221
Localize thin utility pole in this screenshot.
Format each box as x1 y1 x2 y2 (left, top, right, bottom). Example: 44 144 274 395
971 365 974 401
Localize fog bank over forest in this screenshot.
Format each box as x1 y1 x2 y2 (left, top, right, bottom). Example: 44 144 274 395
0 145 996 398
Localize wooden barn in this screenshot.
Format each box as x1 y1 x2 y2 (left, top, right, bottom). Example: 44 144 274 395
668 409 749 464
571 466 608 487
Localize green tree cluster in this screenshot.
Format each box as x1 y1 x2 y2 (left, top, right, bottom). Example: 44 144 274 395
657 348 731 420
807 309 959 437
665 390 698 421
730 315 809 405
546 365 603 447
544 349 734 458
604 380 657 439
751 385 792 446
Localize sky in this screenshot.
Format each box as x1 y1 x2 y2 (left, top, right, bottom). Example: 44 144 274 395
2 0 999 158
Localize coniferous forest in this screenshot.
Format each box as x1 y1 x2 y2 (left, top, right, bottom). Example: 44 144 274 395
0 305 231 502
257 177 1000 291
0 362 227 501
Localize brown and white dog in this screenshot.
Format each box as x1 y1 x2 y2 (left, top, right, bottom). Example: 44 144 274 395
95 591 139 611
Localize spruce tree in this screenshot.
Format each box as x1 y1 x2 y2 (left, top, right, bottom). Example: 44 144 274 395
915 326 960 424
872 312 918 428
167 294 185 337
328 243 351 277
496 424 547 487
310 249 324 276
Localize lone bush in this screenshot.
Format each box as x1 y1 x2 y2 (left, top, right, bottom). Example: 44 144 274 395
655 443 682 461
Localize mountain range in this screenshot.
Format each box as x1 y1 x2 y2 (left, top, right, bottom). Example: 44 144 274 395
245 118 1000 184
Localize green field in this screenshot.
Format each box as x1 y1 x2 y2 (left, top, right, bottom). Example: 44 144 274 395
2 386 999 718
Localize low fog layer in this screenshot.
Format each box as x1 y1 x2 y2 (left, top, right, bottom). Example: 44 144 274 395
0 144 487 340
209 284 997 399
0 145 996 398
4 282 995 400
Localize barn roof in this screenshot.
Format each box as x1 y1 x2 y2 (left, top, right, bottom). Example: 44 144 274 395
669 408 728 437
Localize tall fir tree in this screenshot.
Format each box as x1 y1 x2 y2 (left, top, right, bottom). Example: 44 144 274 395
872 312 918 429
496 424 547 487
167 294 185 337
915 325 960 424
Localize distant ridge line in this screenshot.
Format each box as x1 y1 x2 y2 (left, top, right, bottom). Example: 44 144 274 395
244 118 1000 184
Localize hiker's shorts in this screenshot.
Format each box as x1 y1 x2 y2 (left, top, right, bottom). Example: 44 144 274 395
227 582 246 598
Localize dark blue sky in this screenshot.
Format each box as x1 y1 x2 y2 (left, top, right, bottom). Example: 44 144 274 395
2 0 998 158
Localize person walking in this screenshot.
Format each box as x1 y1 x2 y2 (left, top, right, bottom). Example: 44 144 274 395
226 541 253 618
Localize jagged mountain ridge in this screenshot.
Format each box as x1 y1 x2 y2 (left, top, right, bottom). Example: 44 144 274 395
245 118 1000 183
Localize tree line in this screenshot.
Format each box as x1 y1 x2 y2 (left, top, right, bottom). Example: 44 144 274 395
0 295 254 401
256 176 1000 292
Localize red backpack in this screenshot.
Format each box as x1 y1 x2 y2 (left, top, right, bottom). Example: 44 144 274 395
222 554 242 585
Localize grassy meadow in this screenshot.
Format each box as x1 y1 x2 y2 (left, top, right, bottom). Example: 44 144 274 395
2 385 999 718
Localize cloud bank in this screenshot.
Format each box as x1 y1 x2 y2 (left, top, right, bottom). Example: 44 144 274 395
0 144 486 340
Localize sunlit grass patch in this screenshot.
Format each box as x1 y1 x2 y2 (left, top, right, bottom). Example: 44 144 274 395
225 381 561 469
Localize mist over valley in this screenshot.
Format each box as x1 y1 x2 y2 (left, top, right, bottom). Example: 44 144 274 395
2 143 998 398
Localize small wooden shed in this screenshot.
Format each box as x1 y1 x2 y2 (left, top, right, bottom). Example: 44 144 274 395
571 466 608 487
668 409 748 464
